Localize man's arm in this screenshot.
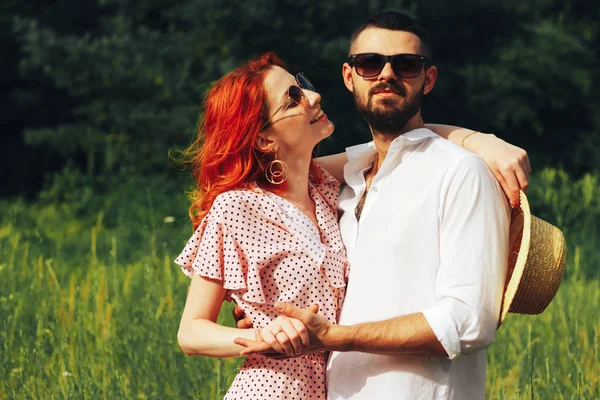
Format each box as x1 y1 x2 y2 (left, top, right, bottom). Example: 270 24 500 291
420 156 510 358
235 304 447 356
235 305 446 357
337 312 447 356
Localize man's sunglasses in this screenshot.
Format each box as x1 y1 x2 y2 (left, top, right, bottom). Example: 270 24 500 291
261 72 315 129
348 53 428 78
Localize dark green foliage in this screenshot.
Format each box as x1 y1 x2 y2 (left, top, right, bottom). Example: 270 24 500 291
0 0 598 198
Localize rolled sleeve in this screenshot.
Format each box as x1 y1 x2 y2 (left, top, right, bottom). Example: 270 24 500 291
426 156 510 358
422 302 462 359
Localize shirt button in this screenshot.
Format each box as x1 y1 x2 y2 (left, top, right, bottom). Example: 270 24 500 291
372 187 378 192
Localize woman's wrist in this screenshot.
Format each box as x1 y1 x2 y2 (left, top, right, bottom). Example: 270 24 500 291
461 130 480 149
235 326 259 342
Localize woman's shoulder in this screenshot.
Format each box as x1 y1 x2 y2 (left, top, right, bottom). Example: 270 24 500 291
213 186 259 204
208 184 268 220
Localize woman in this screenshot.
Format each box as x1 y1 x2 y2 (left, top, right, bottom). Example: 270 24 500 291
175 52 528 399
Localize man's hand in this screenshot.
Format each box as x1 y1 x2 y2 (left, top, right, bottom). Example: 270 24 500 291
463 133 531 207
234 303 332 356
233 305 253 329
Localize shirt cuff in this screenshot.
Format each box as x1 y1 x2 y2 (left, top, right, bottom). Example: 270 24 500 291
422 307 462 360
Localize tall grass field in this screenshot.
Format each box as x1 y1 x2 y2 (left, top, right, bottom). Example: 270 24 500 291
1 169 599 399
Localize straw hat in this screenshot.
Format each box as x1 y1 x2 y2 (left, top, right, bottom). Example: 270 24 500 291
498 191 567 327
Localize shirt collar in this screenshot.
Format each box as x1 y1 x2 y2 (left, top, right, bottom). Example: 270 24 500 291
344 141 377 177
343 128 439 187
388 128 438 150
346 128 438 163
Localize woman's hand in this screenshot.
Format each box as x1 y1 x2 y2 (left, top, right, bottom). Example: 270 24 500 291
463 133 531 207
255 315 310 356
236 303 331 357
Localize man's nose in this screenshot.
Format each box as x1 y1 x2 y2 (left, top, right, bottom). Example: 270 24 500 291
377 62 397 81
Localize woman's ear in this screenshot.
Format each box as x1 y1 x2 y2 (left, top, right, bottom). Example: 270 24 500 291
254 134 276 153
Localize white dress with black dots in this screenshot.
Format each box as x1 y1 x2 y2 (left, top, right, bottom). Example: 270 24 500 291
175 167 348 400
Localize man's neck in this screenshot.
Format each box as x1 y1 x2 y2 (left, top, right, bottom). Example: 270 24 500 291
369 114 424 169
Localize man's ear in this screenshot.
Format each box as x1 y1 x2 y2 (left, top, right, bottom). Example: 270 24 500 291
254 134 276 153
342 63 354 93
423 65 438 95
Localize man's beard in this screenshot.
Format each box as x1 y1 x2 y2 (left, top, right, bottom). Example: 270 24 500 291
354 80 425 135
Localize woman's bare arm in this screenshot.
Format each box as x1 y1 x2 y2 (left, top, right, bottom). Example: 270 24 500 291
316 124 531 206
177 273 256 358
426 124 530 206
315 153 349 184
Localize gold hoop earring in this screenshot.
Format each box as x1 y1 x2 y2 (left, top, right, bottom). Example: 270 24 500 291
265 156 288 185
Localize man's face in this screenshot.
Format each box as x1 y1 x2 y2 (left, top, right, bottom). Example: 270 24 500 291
343 28 437 135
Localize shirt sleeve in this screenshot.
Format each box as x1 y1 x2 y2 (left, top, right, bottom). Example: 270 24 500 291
421 156 510 359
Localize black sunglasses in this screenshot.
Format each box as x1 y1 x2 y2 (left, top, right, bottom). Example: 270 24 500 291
262 73 315 129
348 53 428 78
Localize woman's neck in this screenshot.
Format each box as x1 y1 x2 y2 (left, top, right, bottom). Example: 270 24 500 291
268 153 312 205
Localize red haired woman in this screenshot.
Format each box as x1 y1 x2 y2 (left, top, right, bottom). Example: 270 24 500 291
175 52 528 399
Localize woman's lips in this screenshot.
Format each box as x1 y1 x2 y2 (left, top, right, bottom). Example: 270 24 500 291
310 109 326 124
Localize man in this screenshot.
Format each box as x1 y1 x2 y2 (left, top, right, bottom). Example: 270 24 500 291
237 11 511 399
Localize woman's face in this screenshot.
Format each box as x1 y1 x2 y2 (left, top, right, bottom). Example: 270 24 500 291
259 66 334 159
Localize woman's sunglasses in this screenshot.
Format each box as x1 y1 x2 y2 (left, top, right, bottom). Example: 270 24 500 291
261 72 315 129
348 53 428 78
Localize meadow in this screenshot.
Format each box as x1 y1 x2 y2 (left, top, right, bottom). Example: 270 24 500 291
1 168 599 399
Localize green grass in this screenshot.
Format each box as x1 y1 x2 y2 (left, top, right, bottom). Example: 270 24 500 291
1 169 599 398
0 230 243 399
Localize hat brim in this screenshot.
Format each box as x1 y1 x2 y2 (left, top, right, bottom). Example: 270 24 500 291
499 191 531 325
498 191 567 327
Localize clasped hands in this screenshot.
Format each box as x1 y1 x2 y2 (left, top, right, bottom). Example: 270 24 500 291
233 302 330 358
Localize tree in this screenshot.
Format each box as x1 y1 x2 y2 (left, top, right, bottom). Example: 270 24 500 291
5 0 599 199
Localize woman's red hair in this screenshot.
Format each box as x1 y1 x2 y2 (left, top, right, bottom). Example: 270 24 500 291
184 52 321 230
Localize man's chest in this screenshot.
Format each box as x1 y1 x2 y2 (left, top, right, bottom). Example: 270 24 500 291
339 175 442 256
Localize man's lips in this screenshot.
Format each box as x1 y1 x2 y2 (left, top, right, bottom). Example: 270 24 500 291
370 83 405 96
372 88 403 95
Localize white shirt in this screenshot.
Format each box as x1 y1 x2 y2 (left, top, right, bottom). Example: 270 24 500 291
327 128 510 400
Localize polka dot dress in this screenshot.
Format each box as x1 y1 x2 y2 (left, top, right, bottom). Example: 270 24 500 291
175 167 348 400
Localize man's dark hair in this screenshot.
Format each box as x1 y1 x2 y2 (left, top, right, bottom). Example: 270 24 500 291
349 10 433 61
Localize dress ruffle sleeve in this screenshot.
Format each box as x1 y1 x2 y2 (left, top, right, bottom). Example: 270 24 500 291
175 190 286 304
174 210 247 293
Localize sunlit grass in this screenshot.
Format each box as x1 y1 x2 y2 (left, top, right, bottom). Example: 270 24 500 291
487 279 599 399
1 169 598 398
0 230 243 399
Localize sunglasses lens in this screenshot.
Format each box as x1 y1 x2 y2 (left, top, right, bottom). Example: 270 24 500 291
296 73 315 92
288 86 305 107
353 54 386 77
391 55 423 77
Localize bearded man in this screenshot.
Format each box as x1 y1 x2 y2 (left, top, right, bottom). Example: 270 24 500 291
323 11 510 399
